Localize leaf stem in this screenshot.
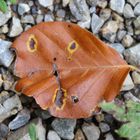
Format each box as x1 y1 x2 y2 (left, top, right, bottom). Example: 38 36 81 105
129 65 140 73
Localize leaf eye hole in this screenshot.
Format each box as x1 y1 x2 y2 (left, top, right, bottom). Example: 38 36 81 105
67 40 79 55
27 35 38 52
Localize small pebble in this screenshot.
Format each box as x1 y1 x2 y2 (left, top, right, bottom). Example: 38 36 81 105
82 123 100 140
110 0 125 14
134 3 140 16
21 15 35 24
8 16 23 37
123 3 135 18
51 118 76 139
18 3 30 16
91 13 104 34
47 130 61 140
99 122 110 133
8 108 30 130
122 34 134 48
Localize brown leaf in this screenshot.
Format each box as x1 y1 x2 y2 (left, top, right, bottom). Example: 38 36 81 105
12 22 131 118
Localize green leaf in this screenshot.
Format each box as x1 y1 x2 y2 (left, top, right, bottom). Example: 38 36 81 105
0 0 8 13
100 101 126 121
9 0 16 4
28 123 37 140
116 122 140 140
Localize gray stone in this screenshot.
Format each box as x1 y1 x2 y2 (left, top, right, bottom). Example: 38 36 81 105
0 8 11 26
0 91 10 104
21 15 35 24
101 20 119 42
51 118 76 139
124 92 140 102
117 30 127 41
89 6 96 14
122 34 134 48
7 118 46 140
0 95 22 123
91 14 104 34
132 71 140 84
134 3 140 16
69 0 91 28
110 43 125 54
0 123 9 139
110 0 125 14
35 109 52 120
9 16 23 37
47 130 61 140
87 0 98 6
0 75 3 88
97 0 107 8
99 8 111 21
9 108 30 130
24 25 32 31
127 0 140 7
1 24 9 34
36 14 44 24
1 68 15 90
56 9 66 18
121 74 134 91
38 0 54 7
99 122 110 133
62 0 70 7
74 129 85 140
82 123 100 140
44 13 54 22
133 16 140 29
18 3 30 16
124 43 140 66
0 39 14 67
112 12 124 23
123 4 135 18
105 133 115 140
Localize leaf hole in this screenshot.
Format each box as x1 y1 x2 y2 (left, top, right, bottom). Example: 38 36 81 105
71 96 79 103
53 57 57 61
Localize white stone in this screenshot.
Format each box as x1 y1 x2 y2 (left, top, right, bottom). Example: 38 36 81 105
121 74 134 91
123 4 135 18
0 39 14 67
18 3 30 15
0 8 11 26
91 14 104 34
132 71 140 84
0 95 22 123
110 0 125 14
47 130 61 140
9 16 23 37
38 0 54 7
134 3 140 16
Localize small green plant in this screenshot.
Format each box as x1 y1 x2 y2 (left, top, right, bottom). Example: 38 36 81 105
100 100 140 140
28 123 37 140
0 0 16 13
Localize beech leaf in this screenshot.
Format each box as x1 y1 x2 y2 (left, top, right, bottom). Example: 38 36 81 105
12 22 132 118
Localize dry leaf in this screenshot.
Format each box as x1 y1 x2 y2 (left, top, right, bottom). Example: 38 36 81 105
12 22 131 118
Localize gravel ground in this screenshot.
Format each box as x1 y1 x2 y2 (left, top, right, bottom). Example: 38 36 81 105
0 0 140 140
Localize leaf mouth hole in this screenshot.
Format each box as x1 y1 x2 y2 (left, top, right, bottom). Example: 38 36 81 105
53 88 67 110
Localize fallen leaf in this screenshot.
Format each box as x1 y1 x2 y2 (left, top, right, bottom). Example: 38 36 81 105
12 22 131 118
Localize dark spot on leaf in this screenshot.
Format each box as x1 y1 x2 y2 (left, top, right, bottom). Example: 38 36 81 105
29 39 36 50
70 42 76 50
53 57 57 61
55 89 65 108
68 24 71 28
71 96 79 103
